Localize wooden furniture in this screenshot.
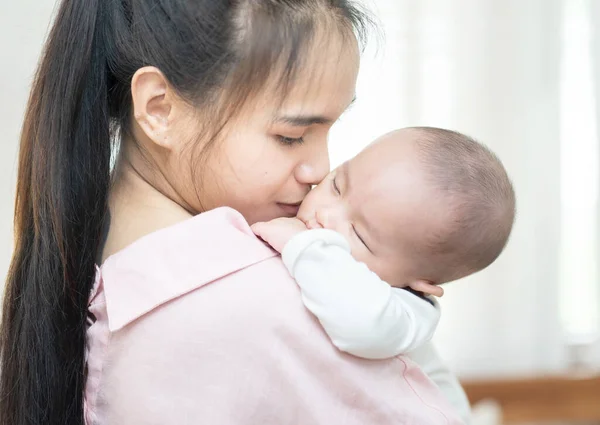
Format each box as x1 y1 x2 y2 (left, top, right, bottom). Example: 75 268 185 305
462 375 600 424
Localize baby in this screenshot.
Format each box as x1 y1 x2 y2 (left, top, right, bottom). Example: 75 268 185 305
252 126 515 359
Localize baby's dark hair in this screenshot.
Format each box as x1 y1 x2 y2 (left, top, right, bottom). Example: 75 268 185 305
411 127 515 283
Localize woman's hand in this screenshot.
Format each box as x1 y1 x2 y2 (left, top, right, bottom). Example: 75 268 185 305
251 217 308 253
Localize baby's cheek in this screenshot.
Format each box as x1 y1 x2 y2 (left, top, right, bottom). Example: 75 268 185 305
348 241 369 264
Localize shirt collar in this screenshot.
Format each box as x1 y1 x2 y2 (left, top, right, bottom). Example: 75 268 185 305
99 207 278 331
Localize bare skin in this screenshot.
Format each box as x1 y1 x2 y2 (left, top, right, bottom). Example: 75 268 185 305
101 31 359 263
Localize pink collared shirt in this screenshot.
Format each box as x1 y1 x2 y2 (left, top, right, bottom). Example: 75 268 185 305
85 207 463 424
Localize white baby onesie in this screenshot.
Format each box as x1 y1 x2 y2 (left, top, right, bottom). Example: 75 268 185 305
281 228 471 424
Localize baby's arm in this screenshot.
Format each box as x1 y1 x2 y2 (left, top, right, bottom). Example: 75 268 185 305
407 342 472 424
282 228 440 359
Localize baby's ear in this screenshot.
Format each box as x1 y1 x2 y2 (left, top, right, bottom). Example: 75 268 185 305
407 280 444 297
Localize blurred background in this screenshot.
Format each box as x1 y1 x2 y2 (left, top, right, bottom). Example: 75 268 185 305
1 1 599 424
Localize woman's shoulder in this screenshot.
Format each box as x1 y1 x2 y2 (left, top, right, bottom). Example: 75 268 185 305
86 207 463 425
91 254 462 425
97 206 280 331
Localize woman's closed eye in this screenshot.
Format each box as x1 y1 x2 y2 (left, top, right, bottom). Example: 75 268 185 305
276 135 305 146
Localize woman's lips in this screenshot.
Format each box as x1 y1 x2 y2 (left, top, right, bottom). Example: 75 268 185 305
277 202 301 216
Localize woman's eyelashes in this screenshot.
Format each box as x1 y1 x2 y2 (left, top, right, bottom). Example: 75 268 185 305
276 135 305 146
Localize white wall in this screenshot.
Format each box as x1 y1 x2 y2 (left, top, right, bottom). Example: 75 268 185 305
0 1 57 281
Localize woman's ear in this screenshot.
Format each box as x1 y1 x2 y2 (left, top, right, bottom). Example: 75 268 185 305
131 66 175 150
407 279 444 297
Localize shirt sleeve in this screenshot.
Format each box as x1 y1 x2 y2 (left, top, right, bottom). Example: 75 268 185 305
282 229 440 359
407 342 472 425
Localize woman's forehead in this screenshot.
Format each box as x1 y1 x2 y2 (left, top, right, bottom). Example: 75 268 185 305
257 33 360 119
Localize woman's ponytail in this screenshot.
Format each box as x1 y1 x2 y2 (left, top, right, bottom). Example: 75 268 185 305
0 0 112 423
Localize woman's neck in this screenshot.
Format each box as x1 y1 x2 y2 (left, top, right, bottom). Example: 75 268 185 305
100 160 193 263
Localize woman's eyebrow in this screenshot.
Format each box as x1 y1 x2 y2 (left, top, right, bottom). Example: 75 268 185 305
273 96 356 127
273 115 332 126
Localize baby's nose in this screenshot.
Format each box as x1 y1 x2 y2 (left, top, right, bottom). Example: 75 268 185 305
316 207 341 230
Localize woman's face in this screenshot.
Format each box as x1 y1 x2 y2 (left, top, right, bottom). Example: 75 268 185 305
172 34 360 224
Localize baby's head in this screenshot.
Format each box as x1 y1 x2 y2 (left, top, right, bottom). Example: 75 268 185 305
297 127 515 290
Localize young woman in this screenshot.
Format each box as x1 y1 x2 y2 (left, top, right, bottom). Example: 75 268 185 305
1 1 465 424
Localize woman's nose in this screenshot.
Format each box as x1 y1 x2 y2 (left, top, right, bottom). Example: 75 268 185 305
296 145 330 186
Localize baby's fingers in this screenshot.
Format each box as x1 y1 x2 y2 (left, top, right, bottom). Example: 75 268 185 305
250 222 267 237
306 218 323 229
251 221 277 242
408 280 444 298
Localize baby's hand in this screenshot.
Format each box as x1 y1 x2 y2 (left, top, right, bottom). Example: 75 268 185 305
251 217 308 253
